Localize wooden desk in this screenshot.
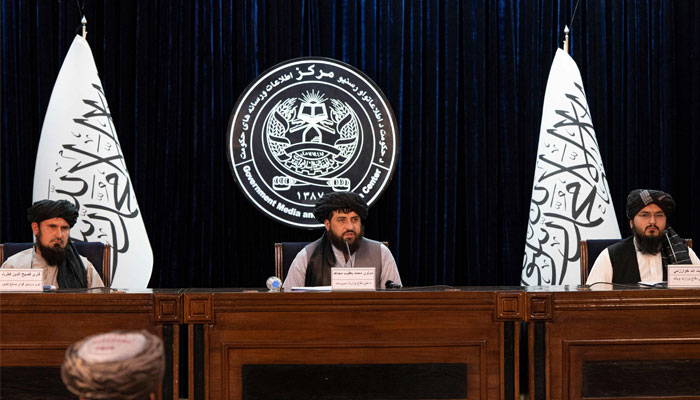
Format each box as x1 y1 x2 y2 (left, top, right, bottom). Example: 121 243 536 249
6 286 698 399
525 286 700 400
183 288 524 400
0 289 182 399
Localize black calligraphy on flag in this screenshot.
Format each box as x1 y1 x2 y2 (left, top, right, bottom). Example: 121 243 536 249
33 35 153 288
522 50 620 286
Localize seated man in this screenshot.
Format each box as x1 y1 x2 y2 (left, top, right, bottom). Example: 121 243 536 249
283 191 402 289
61 330 164 400
586 189 700 284
1 199 104 288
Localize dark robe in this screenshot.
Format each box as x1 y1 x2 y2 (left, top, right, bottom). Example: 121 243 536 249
607 236 644 284
304 235 383 287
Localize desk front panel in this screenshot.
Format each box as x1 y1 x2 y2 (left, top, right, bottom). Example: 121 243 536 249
0 291 181 400
527 288 700 400
186 290 518 400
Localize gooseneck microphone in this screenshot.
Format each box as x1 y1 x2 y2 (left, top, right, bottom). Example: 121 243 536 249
344 239 354 267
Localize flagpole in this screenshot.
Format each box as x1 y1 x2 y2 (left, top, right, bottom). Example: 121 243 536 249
81 16 87 39
563 25 570 53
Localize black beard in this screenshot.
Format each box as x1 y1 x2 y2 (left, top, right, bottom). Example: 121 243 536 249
327 228 364 255
633 229 664 255
36 238 66 266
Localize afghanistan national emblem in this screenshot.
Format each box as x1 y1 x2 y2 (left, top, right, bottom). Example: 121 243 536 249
227 58 398 228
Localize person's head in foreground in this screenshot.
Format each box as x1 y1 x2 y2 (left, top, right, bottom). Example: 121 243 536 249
61 330 164 400
313 191 368 255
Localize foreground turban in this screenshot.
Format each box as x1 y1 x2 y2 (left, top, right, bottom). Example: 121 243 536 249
61 330 164 400
27 199 79 227
626 189 676 219
313 191 368 223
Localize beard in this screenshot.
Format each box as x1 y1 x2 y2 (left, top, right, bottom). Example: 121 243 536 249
327 226 365 255
632 225 664 255
35 233 66 266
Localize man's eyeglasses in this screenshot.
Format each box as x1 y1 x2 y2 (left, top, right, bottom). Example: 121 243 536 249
637 211 666 220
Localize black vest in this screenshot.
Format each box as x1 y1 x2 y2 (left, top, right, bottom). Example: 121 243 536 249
304 238 383 287
607 236 667 283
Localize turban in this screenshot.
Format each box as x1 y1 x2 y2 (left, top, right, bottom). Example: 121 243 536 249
27 199 79 227
313 191 368 223
61 330 165 400
626 189 675 219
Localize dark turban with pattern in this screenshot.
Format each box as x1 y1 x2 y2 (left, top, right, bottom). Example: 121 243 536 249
625 189 676 220
27 199 79 227
61 330 165 400
313 191 368 223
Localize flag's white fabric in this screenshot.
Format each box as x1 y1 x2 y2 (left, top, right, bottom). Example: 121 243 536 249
33 35 153 288
522 48 620 286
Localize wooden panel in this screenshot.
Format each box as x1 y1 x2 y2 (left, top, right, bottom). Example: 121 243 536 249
530 288 700 400
0 291 181 400
580 356 700 398
155 293 182 323
0 292 156 366
232 349 474 400
198 290 509 400
495 291 523 321
184 293 213 323
240 362 467 399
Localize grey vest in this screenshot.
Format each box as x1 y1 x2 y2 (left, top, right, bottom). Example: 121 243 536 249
305 237 383 287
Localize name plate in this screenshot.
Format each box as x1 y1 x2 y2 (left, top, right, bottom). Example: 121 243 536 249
0 269 44 292
668 265 700 287
331 268 375 291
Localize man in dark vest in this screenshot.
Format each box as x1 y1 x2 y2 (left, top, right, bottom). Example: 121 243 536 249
586 189 699 284
283 191 401 289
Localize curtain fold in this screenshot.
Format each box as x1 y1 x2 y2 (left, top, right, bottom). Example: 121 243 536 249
2 0 698 288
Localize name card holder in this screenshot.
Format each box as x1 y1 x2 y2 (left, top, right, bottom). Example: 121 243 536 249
331 268 375 291
0 269 44 292
668 265 700 288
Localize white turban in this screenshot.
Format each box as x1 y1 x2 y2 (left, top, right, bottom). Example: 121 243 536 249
61 330 164 400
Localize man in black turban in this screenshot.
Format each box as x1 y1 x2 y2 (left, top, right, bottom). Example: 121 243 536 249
586 189 699 284
282 192 402 289
1 199 104 289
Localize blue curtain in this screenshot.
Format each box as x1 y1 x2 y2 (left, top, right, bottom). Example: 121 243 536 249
2 1 699 288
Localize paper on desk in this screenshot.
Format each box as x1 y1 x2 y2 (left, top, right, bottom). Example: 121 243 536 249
290 286 332 291
639 281 665 287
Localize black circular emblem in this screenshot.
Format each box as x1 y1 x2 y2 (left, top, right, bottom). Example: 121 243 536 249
227 57 399 228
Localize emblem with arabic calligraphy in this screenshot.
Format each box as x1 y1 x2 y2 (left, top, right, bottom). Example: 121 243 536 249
227 58 398 228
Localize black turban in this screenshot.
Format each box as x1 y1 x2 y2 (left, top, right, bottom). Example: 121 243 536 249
27 199 79 227
313 191 368 223
626 189 675 219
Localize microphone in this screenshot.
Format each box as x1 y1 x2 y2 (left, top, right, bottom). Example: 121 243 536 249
385 280 402 289
266 276 282 292
344 239 354 267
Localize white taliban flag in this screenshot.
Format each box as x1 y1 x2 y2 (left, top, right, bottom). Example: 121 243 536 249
33 35 153 288
522 48 620 286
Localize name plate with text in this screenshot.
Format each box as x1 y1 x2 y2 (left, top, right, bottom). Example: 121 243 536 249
668 265 700 287
0 269 44 292
331 268 375 291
